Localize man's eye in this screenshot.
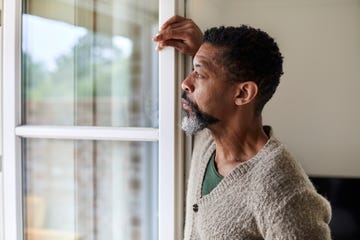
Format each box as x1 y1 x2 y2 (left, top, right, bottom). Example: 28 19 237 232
195 72 202 78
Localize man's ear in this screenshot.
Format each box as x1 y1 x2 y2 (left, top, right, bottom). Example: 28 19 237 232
234 81 258 106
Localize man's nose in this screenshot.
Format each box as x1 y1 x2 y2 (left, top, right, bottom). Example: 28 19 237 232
181 73 195 93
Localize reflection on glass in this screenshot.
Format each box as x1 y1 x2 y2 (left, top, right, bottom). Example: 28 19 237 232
22 0 159 127
23 139 158 240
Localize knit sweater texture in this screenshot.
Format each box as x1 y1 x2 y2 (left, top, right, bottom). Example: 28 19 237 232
184 129 332 240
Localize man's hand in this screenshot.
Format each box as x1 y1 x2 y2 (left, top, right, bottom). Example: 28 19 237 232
153 15 203 56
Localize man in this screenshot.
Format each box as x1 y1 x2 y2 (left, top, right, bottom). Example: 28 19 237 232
153 16 331 239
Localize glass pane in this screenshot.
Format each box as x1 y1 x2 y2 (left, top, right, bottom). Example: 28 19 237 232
22 139 158 240
22 0 159 127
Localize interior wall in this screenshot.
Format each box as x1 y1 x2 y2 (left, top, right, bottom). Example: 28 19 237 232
186 0 360 177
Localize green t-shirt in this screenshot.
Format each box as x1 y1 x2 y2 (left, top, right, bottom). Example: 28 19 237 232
201 151 224 196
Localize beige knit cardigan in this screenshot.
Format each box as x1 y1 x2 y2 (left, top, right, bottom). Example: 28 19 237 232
184 129 332 240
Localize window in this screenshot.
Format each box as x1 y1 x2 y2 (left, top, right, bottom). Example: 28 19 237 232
2 1 185 240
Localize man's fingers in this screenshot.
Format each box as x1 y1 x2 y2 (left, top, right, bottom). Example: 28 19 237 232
153 15 202 56
154 25 195 42
160 15 187 30
164 39 185 50
154 21 193 41
155 40 188 53
152 34 162 42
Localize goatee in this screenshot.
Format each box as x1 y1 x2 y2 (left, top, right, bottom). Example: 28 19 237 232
181 92 219 135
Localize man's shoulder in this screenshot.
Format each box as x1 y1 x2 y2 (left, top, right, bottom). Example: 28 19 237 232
256 137 309 182
249 137 316 200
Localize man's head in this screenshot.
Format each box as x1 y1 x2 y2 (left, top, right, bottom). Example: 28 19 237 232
181 25 283 135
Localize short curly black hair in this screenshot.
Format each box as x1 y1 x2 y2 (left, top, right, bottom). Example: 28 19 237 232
203 25 283 113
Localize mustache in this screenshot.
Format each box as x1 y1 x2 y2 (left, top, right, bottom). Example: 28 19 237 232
181 92 199 111
181 92 220 126
181 91 190 102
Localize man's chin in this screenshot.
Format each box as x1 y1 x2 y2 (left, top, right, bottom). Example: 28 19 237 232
181 116 206 136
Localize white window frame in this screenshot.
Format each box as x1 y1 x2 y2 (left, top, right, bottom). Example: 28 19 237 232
2 0 185 240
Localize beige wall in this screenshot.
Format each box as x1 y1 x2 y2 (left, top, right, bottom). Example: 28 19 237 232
187 0 360 177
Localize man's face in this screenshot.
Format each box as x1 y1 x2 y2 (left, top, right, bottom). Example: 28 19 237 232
181 43 236 135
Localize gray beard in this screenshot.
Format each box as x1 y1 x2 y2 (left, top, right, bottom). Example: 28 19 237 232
181 114 207 136
181 92 219 135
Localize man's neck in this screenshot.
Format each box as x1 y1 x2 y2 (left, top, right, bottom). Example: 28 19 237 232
209 117 268 176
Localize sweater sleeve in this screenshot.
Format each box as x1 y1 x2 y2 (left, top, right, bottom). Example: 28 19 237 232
264 189 332 240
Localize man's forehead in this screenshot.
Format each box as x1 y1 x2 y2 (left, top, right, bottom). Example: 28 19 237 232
193 44 222 67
